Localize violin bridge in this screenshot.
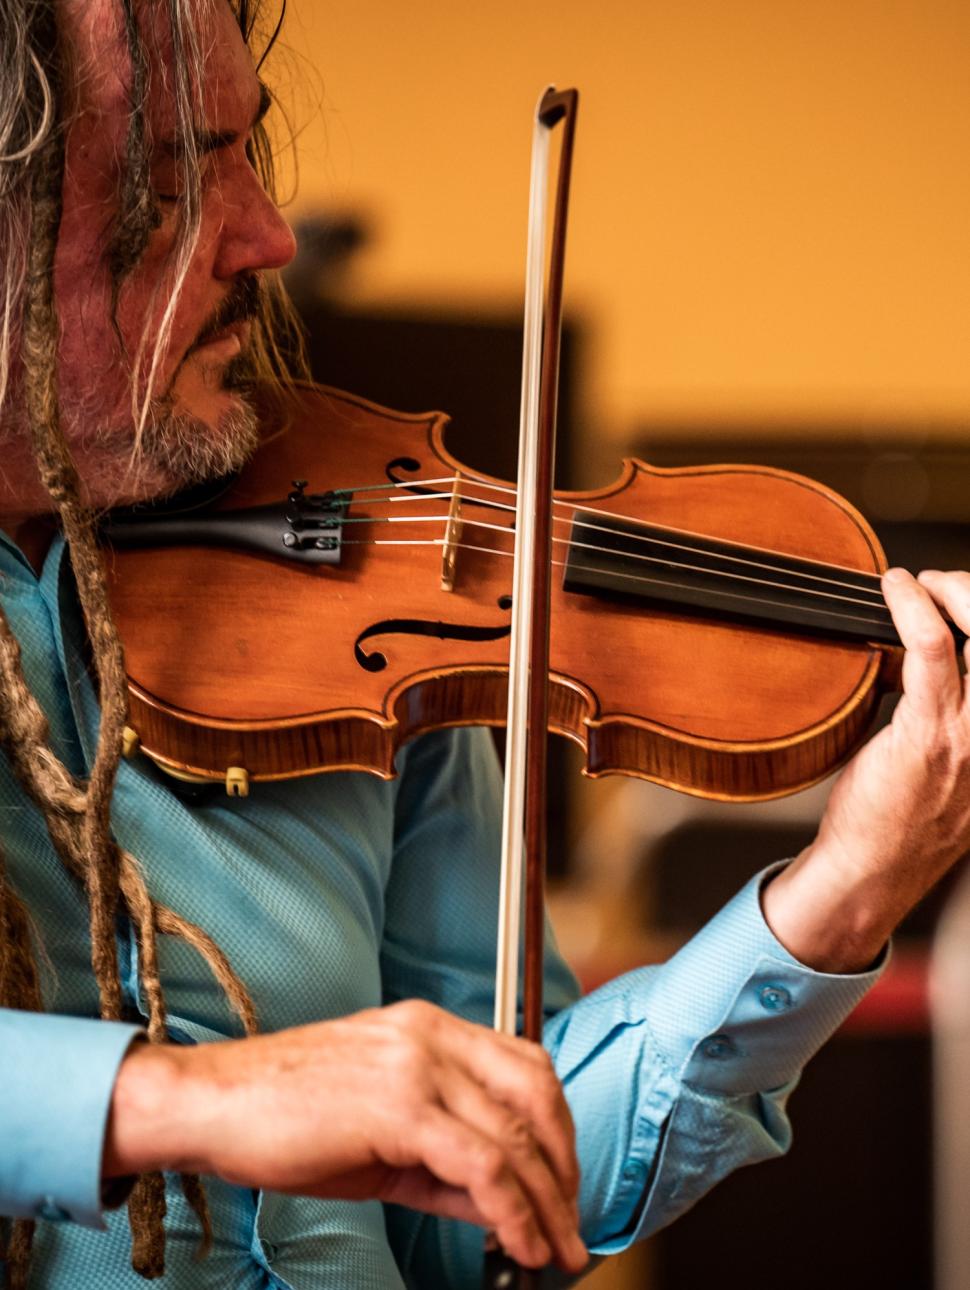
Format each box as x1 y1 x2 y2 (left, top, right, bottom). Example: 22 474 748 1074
440 472 464 591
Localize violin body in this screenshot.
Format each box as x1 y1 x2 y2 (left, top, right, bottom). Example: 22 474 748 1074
104 382 895 801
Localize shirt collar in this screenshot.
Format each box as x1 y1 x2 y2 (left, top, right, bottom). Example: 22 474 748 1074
0 527 69 589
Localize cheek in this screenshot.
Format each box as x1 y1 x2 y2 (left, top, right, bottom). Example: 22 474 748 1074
115 212 223 366
54 219 121 418
55 122 129 414
56 119 120 316
54 200 114 347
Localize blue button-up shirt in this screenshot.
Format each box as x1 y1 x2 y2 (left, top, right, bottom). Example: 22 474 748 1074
0 531 881 1288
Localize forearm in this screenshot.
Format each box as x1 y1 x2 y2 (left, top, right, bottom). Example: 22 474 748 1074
760 846 898 974
762 567 970 975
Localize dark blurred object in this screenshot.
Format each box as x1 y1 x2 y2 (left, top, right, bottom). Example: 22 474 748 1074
655 1034 931 1290
283 214 370 313
297 302 583 490
648 821 965 942
284 208 583 485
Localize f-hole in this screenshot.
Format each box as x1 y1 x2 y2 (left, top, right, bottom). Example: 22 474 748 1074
354 594 514 672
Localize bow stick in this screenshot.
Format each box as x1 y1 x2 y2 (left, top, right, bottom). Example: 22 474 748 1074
485 84 579 1290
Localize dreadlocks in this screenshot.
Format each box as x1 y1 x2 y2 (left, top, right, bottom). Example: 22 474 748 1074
0 1 304 1282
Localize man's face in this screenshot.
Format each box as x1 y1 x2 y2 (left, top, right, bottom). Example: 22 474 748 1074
50 0 296 505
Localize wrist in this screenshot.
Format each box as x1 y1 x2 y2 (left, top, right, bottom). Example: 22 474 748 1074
103 1040 220 1179
761 849 893 974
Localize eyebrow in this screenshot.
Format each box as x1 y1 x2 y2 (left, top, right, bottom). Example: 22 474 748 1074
158 80 272 157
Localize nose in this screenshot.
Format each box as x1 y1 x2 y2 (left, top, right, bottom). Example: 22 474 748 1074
213 165 297 280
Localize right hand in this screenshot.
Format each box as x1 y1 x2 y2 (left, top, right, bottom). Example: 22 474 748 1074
104 999 588 1274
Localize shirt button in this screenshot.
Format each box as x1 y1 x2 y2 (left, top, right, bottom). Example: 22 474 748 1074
36 1197 71 1223
701 1033 736 1060
259 1238 279 1264
759 984 793 1012
622 1159 647 1186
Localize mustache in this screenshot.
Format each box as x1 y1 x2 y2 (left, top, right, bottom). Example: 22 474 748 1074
187 275 262 354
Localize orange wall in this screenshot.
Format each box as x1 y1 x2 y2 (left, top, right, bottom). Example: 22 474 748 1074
277 1 970 441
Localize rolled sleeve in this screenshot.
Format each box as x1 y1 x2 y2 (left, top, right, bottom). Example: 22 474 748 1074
0 1009 143 1229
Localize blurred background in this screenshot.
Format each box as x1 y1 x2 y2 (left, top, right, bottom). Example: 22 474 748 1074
269 3 970 1286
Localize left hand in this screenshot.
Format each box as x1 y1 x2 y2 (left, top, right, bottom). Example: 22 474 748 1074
762 567 970 973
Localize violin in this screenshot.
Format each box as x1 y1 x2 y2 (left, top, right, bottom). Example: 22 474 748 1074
103 376 907 803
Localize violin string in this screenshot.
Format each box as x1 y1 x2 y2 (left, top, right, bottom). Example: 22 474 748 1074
562 531 893 615
336 475 461 496
336 475 887 600
568 512 883 597
350 497 888 604
339 534 897 634
340 513 458 525
565 497 884 585
337 508 892 616
557 555 896 631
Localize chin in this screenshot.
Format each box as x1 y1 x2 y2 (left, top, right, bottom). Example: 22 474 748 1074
147 401 259 493
142 355 258 486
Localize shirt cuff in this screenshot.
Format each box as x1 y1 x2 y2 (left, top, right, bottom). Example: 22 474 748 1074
639 861 887 1095
0 1009 144 1228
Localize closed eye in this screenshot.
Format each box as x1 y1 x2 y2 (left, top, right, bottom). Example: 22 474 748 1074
156 81 272 160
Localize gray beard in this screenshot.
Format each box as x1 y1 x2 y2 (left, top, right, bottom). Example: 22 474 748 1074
137 393 259 492
133 353 261 495
0 359 262 510
76 356 261 505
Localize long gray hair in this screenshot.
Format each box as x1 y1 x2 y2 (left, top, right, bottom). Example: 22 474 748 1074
0 2 304 1284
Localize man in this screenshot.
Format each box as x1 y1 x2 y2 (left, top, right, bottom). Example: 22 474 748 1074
1 0 968 1287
